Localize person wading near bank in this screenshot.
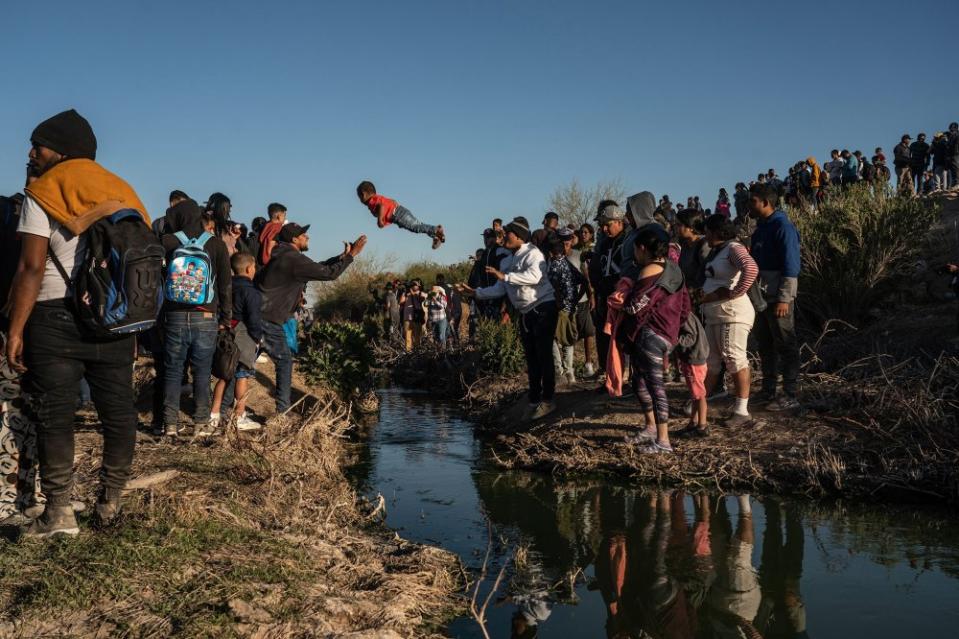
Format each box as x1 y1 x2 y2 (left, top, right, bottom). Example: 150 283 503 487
258 224 365 412
587 201 630 390
749 183 802 411
159 200 233 437
459 218 558 420
6 109 149 536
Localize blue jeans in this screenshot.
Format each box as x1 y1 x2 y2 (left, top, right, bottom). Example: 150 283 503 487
432 318 449 346
263 320 293 412
392 205 437 237
163 312 218 427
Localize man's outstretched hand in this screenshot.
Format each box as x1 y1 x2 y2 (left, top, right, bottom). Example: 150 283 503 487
343 235 368 258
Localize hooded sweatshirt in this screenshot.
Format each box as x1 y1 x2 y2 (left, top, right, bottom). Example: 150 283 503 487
160 199 232 323
257 242 354 324
750 210 800 304
620 192 662 276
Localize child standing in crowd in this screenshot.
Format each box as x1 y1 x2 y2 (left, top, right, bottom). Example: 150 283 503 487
673 312 710 437
356 181 446 249
547 232 587 385
427 285 449 348
611 227 690 454
210 253 263 432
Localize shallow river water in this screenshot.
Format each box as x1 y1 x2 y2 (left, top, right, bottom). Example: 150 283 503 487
349 388 959 639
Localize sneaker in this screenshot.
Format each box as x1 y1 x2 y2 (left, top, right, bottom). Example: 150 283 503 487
164 423 179 437
22 505 80 538
766 395 800 412
583 363 595 378
152 422 165 437
565 372 576 385
195 423 217 437
724 413 752 427
707 389 729 402
624 427 657 445
431 226 446 250
673 424 709 439
235 414 262 432
752 389 777 405
530 401 556 420
522 403 540 420
95 488 123 526
638 441 674 454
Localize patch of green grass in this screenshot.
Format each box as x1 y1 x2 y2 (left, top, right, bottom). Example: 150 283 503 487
0 501 314 630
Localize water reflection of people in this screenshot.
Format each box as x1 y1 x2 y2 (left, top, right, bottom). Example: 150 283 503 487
707 495 763 636
756 499 808 638
506 549 552 639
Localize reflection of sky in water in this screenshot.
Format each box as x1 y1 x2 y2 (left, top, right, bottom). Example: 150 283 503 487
353 388 959 639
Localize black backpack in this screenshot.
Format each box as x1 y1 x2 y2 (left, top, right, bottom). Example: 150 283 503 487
212 328 240 381
50 209 165 338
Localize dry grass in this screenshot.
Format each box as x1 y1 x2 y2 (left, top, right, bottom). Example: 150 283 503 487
0 369 463 638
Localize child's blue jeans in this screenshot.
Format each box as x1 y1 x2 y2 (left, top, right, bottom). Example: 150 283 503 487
392 205 437 238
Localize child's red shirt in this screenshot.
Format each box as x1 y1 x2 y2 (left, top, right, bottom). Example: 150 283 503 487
366 194 397 225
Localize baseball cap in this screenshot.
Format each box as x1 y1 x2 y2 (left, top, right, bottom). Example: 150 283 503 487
557 227 575 240
598 204 626 223
278 223 310 243
482 228 496 238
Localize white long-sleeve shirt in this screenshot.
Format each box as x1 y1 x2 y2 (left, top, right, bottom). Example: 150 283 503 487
475 242 555 314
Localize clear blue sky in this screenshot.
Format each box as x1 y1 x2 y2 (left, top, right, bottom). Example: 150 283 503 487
2 0 956 265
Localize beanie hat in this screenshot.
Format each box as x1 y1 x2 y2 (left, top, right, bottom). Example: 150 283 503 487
504 218 531 242
31 109 97 160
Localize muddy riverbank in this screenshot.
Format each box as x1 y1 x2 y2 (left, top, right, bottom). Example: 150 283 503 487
388 303 959 505
0 362 463 638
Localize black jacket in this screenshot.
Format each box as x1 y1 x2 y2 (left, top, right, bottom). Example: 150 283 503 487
257 242 353 324
232 276 263 342
160 199 232 323
909 141 930 170
893 142 912 169
468 246 509 291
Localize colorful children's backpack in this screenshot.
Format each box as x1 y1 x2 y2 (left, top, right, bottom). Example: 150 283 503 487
165 231 215 305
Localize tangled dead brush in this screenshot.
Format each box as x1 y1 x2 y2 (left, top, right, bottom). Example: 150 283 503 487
803 352 959 500
0 377 462 638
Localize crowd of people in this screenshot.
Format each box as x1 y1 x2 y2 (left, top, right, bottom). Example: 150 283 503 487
1 107 956 540
449 185 799 447
0 109 366 537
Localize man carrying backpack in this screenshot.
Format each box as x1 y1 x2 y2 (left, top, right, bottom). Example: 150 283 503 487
160 199 233 437
257 224 365 413
6 109 152 536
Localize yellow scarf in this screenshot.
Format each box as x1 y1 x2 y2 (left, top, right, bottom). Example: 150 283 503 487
24 159 150 235
806 156 822 187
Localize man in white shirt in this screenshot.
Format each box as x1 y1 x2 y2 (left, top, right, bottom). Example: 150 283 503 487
459 217 558 420
7 109 144 538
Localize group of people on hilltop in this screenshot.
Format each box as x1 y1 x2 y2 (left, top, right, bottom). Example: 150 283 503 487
0 109 367 537
649 122 959 227
452 183 800 453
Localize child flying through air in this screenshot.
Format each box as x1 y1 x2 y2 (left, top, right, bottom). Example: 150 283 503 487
357 181 446 250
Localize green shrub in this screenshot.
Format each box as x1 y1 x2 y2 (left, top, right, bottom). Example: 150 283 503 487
792 185 939 325
474 318 525 376
299 322 375 398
